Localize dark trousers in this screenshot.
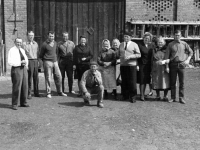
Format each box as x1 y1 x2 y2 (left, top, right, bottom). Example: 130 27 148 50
120 66 137 99
169 63 185 99
83 85 104 102
11 66 28 106
28 59 39 95
59 59 73 93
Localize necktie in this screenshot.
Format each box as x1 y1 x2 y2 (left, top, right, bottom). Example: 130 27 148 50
125 42 128 50
18 48 25 61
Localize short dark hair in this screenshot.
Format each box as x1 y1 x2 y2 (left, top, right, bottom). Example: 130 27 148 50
62 31 69 35
80 35 86 39
124 32 132 36
14 37 22 42
48 31 55 35
174 30 181 35
27 30 34 35
90 61 98 66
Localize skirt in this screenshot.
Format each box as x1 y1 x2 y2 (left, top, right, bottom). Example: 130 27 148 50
76 64 90 81
152 61 170 90
138 64 151 84
98 65 116 91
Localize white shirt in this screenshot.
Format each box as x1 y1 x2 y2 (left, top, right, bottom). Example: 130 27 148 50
124 41 131 49
8 46 28 67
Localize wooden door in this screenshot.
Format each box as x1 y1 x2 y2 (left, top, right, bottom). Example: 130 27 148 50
27 0 125 60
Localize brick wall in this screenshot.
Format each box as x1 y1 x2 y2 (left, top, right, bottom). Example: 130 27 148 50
126 0 176 22
177 0 200 21
4 0 27 70
126 0 200 22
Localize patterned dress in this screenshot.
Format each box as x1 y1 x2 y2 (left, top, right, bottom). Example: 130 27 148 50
97 48 116 90
152 46 170 90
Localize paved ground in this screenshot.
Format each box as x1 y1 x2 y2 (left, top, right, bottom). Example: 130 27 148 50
0 69 200 150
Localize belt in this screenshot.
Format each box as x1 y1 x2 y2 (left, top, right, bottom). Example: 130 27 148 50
170 61 186 68
12 66 25 68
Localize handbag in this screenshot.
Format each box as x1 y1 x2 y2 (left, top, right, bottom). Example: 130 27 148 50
116 73 122 86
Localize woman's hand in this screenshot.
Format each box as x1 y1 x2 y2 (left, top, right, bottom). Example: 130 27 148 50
137 66 139 71
82 58 86 61
165 67 169 73
104 62 111 67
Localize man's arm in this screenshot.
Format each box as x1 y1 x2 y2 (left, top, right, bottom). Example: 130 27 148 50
80 71 88 94
129 43 141 59
85 46 93 61
39 43 46 60
184 42 193 65
164 44 171 60
97 52 104 66
95 72 103 85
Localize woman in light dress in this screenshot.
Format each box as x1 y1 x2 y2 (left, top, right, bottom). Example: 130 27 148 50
151 36 170 101
97 39 117 99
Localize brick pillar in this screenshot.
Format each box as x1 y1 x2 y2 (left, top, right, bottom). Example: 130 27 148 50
4 0 27 70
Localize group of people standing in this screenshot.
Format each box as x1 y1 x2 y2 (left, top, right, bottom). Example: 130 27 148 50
7 29 193 110
96 30 193 105
8 31 95 110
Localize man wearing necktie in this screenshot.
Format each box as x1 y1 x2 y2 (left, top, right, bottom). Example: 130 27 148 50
8 38 30 110
118 32 141 103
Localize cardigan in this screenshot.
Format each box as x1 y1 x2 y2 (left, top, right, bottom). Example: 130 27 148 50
118 41 141 66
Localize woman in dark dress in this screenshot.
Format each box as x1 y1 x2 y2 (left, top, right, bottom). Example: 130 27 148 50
73 35 93 96
138 33 153 101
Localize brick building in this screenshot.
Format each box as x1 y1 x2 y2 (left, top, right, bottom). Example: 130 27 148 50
0 0 200 72
126 0 200 22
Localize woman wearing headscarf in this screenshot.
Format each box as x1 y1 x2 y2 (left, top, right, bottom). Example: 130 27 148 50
97 39 117 99
138 32 153 101
151 36 170 101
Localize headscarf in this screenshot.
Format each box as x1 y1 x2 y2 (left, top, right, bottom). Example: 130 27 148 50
102 39 111 50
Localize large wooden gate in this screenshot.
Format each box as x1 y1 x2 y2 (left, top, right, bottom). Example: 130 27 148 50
27 0 125 59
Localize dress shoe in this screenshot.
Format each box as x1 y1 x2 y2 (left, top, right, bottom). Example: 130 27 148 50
70 91 76 94
84 99 91 106
34 93 41 97
130 97 136 103
114 94 118 100
162 97 169 101
179 98 186 104
147 91 153 96
58 93 67 97
27 95 32 99
77 92 82 97
104 92 108 99
155 97 161 101
168 99 175 103
47 94 52 98
97 101 104 108
140 97 145 101
20 104 30 107
12 105 17 110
